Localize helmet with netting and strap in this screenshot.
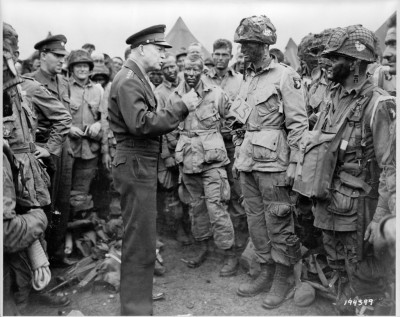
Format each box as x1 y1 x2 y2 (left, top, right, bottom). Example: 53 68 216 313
321 25 378 63
234 15 277 45
298 33 317 76
67 49 94 72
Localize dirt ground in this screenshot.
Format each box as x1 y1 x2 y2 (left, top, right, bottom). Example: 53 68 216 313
21 235 335 316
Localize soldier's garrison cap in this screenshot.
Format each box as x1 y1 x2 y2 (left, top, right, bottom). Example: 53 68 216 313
126 24 172 49
34 34 68 55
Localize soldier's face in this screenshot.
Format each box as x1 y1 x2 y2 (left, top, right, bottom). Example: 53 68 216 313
382 27 396 75
183 60 202 88
148 71 164 87
212 48 232 70
72 63 90 81
144 44 166 71
113 58 123 73
326 55 352 84
162 57 178 83
42 52 66 74
176 55 186 71
241 42 264 63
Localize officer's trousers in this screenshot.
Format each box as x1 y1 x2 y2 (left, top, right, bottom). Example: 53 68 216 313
182 167 234 250
112 141 159 316
240 171 295 266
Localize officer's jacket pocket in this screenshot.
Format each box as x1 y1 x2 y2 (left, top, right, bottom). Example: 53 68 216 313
195 104 220 129
112 155 127 168
200 133 227 164
327 178 360 215
251 131 279 162
254 85 280 116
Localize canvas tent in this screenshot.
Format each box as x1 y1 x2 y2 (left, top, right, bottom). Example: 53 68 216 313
283 38 300 71
166 17 211 59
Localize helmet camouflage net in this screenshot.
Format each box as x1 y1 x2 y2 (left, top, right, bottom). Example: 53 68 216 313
298 33 318 73
67 49 94 71
234 15 277 45
321 25 378 62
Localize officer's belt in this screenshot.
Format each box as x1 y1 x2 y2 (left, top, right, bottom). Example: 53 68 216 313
116 138 160 153
245 124 283 132
179 129 218 138
11 142 36 154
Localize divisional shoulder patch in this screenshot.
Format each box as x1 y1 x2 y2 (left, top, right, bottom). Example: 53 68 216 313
126 70 133 79
293 77 301 89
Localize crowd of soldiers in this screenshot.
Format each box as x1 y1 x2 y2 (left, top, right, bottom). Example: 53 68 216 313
3 11 396 317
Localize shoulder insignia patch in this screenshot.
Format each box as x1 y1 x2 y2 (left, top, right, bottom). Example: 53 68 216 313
293 77 301 89
126 70 133 79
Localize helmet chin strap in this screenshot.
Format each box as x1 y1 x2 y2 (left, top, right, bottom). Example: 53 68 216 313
353 59 361 83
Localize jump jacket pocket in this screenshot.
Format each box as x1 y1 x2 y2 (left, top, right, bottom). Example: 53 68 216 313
200 133 227 164
255 85 280 116
251 131 279 162
195 104 220 129
327 178 360 215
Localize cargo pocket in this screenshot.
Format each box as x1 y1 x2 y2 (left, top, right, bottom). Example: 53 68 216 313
327 179 360 215
251 130 278 162
270 203 292 217
200 133 227 164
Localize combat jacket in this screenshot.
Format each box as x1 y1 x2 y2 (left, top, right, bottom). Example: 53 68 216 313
155 78 181 172
3 152 48 253
313 79 396 231
20 76 72 157
170 79 233 174
3 84 51 207
203 67 243 146
234 57 308 172
25 68 71 111
108 58 189 149
100 83 116 157
68 77 104 159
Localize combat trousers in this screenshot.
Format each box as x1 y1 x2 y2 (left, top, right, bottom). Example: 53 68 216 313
322 230 393 297
240 171 295 266
182 167 234 250
226 144 247 224
112 140 159 316
70 157 99 216
45 139 73 261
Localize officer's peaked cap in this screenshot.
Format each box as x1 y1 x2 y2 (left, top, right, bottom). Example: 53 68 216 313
34 34 68 55
126 24 172 49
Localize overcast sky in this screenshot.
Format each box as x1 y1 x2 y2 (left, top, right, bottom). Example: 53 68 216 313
2 0 398 60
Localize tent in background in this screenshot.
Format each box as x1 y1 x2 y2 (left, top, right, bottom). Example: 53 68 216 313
166 17 211 59
283 38 300 71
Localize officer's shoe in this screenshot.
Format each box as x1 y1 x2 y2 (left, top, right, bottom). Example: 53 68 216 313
185 239 209 268
237 263 275 297
262 263 293 309
219 248 238 277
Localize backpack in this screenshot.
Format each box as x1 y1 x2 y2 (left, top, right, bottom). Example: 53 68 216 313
292 86 376 200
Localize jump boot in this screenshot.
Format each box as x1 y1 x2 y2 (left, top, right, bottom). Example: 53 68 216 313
219 247 239 277
176 219 192 246
185 239 209 268
237 263 275 297
262 263 293 309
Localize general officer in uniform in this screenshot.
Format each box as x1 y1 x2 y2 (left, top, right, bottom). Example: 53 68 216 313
108 24 197 316
232 15 308 309
26 34 74 266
